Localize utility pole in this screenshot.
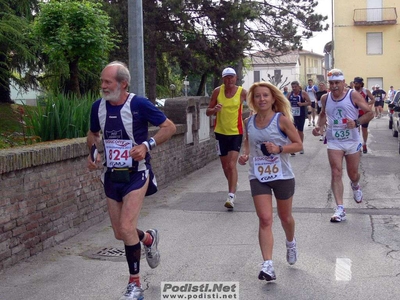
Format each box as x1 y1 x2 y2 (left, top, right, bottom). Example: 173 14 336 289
235 0 244 86
128 0 145 96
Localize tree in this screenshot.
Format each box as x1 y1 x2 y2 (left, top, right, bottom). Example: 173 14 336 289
173 0 329 91
103 0 187 101
244 1 329 55
150 0 328 96
102 0 128 64
33 0 117 96
101 0 328 99
175 0 253 94
0 0 39 103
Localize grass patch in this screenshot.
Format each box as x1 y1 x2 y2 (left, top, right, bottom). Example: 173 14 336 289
24 93 95 143
1 92 96 149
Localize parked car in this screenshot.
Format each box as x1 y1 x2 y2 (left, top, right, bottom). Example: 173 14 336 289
391 103 400 154
388 90 400 130
388 92 400 154
155 98 166 107
391 107 399 138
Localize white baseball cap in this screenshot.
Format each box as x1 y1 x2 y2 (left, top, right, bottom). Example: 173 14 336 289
222 67 236 77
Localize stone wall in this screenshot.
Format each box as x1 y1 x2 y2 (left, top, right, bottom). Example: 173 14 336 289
0 96 223 271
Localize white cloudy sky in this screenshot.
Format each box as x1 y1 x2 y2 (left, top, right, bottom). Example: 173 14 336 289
301 1 333 55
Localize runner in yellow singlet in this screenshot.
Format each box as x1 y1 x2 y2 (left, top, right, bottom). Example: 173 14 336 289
206 67 247 210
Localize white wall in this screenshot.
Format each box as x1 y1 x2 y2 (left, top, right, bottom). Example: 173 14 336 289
242 64 300 91
10 82 40 106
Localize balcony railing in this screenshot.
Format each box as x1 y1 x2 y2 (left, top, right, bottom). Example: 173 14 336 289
354 7 397 26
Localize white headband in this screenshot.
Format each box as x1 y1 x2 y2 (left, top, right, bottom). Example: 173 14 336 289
328 75 344 81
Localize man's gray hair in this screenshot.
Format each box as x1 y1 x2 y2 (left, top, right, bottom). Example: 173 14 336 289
105 61 131 87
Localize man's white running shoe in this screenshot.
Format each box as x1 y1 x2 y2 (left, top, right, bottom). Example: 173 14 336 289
119 283 144 300
351 184 363 203
224 195 235 210
144 229 160 269
330 207 346 222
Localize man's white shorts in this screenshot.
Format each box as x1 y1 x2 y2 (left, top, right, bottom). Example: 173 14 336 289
327 140 362 155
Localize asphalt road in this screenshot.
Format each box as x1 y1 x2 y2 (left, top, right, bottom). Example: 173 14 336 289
0 115 399 300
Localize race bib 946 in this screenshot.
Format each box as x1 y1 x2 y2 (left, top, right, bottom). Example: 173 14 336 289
253 156 283 182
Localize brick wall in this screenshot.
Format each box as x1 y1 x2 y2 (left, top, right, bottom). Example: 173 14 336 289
0 96 250 270
0 96 223 271
0 140 108 270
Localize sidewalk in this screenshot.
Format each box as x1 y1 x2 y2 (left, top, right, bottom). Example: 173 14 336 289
0 159 253 300
1 114 400 300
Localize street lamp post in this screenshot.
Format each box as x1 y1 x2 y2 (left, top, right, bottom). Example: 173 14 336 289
128 0 145 96
169 84 176 98
183 77 189 97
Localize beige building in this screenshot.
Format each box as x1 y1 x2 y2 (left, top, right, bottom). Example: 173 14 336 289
298 50 326 85
332 0 399 90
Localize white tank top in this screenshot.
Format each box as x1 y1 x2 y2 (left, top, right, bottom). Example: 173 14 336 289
247 113 294 181
325 89 360 142
305 85 317 102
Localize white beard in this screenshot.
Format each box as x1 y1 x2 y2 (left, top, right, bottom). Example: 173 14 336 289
102 84 122 103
